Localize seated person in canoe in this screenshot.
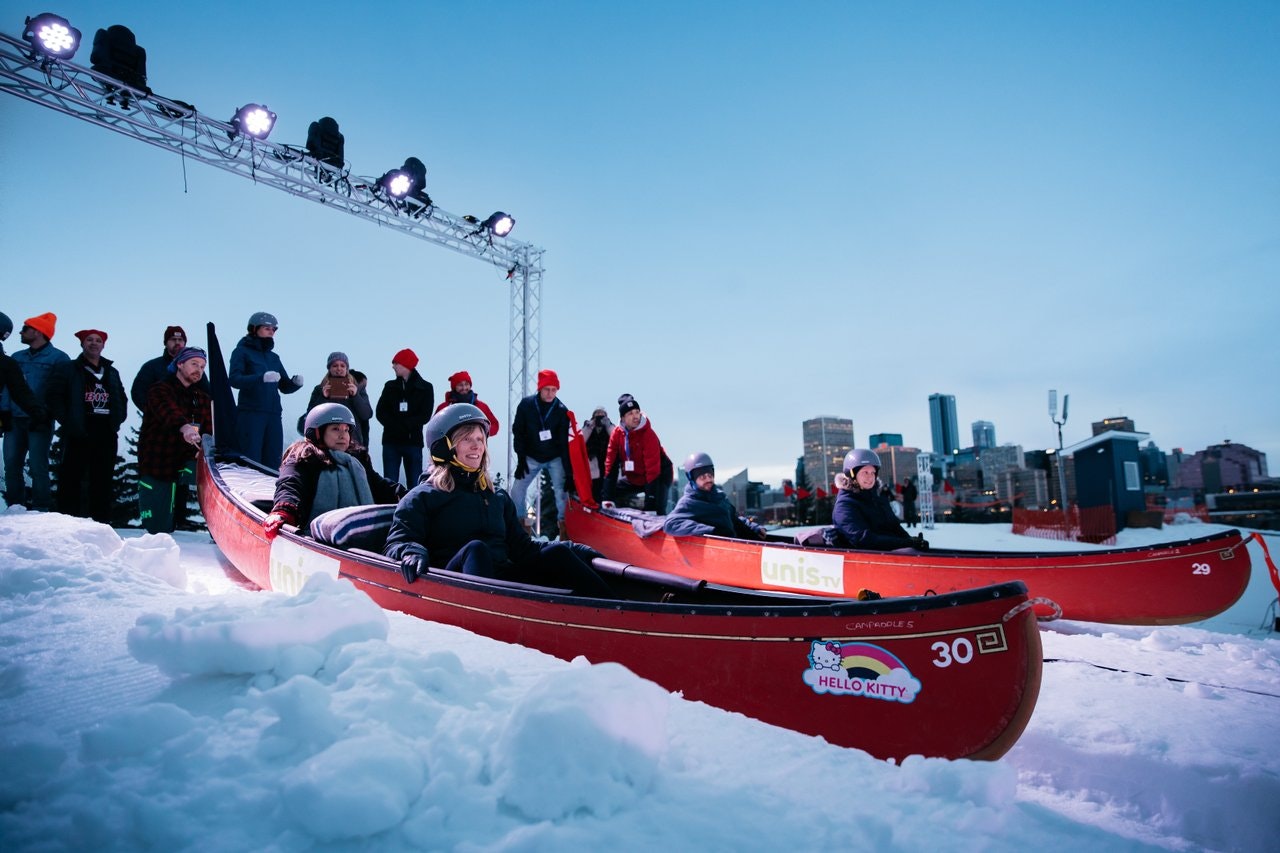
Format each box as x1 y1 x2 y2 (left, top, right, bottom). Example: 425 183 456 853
382 404 613 596
263 403 404 539
663 452 769 540
825 449 929 552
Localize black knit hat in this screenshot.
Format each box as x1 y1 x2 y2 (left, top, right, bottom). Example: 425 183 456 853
618 393 640 417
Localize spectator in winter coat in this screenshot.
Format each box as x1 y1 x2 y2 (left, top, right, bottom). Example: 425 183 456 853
825 449 927 552
2 311 67 510
228 311 303 468
263 403 403 539
375 348 434 487
383 404 611 596
581 406 613 503
434 370 499 436
137 347 212 534
0 311 48 442
300 351 373 446
664 452 768 540
45 329 128 523
902 477 920 528
130 326 210 410
602 393 670 513
510 369 573 536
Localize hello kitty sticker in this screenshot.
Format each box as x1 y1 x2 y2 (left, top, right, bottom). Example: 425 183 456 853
803 640 922 703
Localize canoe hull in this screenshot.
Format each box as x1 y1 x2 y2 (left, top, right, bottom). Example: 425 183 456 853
564 501 1252 625
199 452 1041 761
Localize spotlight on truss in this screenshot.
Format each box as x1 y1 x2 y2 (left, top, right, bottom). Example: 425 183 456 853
377 157 430 207
89 24 147 107
229 103 277 140
481 211 515 238
22 12 81 61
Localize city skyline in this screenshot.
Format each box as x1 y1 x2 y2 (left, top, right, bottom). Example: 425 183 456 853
2 2 1276 487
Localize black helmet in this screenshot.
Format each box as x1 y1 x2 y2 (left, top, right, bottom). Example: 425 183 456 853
247 311 278 332
0 311 11 339
304 403 355 443
842 448 881 474
425 403 491 454
683 451 715 482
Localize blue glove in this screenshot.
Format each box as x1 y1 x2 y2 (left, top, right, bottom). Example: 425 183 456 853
400 552 428 584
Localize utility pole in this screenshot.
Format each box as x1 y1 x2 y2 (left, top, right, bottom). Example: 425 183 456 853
1048 390 1070 513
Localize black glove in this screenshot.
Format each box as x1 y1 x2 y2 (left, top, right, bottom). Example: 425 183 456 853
912 533 930 551
514 455 528 480
565 541 605 564
400 552 428 584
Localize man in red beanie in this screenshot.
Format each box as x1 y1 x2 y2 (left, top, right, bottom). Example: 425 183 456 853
374 348 434 486
510 368 573 537
434 370 499 436
46 329 128 522
3 311 69 510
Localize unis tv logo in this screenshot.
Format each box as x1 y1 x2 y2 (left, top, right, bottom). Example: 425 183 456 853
759 546 844 595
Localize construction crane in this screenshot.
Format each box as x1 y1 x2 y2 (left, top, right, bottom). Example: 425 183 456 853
0 27 544 475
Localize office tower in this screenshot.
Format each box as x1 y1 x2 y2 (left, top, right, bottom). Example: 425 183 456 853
928 393 960 458
802 416 854 492
972 420 996 449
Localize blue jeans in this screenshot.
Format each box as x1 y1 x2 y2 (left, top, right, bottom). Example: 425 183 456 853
382 444 423 488
509 457 566 523
3 418 54 509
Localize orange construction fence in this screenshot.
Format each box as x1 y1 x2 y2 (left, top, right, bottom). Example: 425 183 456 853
1012 505 1117 545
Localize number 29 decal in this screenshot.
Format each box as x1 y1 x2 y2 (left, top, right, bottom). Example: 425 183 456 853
1191 562 1211 575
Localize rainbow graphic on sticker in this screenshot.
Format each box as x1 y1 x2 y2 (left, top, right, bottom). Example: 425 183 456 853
803 640 922 703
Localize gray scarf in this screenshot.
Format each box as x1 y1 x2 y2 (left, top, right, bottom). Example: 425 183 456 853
309 450 374 524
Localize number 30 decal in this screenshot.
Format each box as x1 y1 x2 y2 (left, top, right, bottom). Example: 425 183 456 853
1191 562 1211 575
931 638 974 668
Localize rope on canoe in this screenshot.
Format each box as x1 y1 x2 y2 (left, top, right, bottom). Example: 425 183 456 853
1004 596 1062 623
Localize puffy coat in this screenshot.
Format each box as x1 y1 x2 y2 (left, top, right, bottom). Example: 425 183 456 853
272 441 402 529
383 473 541 570
829 483 913 550
663 482 766 539
228 335 300 413
603 416 662 491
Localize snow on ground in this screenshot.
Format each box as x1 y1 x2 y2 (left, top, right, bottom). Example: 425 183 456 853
2 509 1278 851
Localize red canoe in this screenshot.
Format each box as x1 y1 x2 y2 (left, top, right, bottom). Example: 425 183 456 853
198 444 1043 762
563 500 1252 626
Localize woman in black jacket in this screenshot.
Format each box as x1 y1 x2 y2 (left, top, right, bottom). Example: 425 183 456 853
383 404 612 596
827 448 928 552
264 403 403 538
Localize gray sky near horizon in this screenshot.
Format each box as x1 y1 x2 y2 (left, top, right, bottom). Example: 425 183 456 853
2 0 1276 485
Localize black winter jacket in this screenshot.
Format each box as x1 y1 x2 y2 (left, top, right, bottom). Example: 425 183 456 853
375 370 435 447
383 471 541 570
45 355 128 439
663 482 765 539
829 485 913 550
272 442 402 527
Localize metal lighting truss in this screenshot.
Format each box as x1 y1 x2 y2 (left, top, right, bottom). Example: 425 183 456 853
0 31 543 474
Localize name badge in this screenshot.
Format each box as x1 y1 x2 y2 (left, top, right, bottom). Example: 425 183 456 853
538 429 552 441
624 460 635 472
398 401 408 412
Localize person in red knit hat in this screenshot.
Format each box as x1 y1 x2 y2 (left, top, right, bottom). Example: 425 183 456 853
510 368 573 537
434 370 499 436
374 348 435 487
3 311 69 510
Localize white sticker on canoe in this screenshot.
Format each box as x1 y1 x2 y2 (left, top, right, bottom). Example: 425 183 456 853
760 546 844 595
269 537 340 595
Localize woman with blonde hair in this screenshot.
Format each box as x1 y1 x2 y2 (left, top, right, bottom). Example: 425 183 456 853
383 404 611 596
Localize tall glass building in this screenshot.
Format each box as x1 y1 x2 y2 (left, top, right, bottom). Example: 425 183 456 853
802 417 854 492
929 393 960 458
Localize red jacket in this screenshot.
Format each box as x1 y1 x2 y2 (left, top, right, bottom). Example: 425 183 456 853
604 417 662 488
435 392 500 436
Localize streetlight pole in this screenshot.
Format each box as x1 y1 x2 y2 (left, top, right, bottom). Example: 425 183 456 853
1048 390 1070 514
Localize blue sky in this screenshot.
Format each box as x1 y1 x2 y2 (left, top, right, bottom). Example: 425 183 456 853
2 1 1277 485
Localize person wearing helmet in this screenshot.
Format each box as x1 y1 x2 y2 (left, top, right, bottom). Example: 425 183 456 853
382 404 613 597
228 311 304 467
826 449 927 551
263 402 404 539
662 452 769 540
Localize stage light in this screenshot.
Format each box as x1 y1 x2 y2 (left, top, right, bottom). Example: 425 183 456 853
22 13 81 61
89 24 147 107
377 157 431 206
229 103 276 140
306 116 344 168
482 211 515 238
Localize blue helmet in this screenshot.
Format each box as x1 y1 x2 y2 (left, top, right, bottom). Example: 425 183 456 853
842 448 881 474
